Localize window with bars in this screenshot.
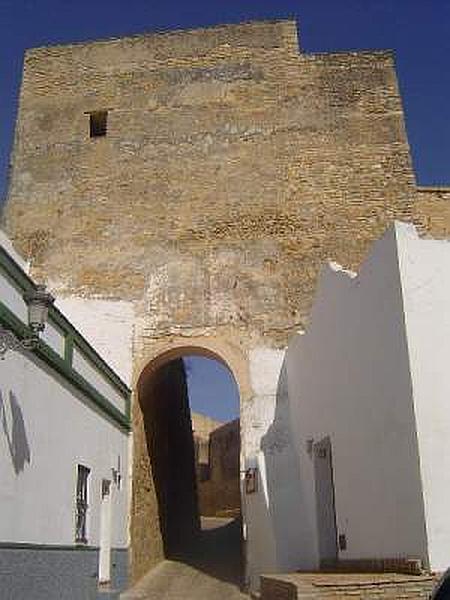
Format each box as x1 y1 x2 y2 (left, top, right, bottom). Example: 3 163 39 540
75 464 90 544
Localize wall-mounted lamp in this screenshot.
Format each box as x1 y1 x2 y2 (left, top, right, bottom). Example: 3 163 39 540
0 284 54 359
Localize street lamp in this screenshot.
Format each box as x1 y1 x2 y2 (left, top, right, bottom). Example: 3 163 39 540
0 284 54 359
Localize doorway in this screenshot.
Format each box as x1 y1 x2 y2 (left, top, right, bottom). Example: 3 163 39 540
133 349 243 586
313 436 338 566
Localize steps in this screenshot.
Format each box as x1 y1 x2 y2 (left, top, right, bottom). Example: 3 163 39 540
260 572 439 599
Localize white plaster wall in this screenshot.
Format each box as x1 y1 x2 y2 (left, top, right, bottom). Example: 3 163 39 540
72 346 127 414
259 358 312 571
0 350 129 548
56 297 134 387
285 224 428 569
397 223 450 572
41 318 65 357
0 273 65 359
242 347 307 590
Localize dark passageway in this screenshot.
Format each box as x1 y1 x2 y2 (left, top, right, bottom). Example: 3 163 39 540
137 352 244 592
139 358 200 559
122 516 246 599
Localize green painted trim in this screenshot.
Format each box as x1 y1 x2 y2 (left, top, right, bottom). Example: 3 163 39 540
125 388 131 422
0 246 34 293
64 334 74 366
0 245 131 400
0 542 129 552
76 331 130 397
0 542 100 551
0 301 130 432
50 306 130 397
0 301 30 340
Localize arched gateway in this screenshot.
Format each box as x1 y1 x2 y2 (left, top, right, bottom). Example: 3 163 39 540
130 343 249 583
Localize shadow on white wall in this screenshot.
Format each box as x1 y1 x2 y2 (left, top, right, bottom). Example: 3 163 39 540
0 390 31 474
260 359 311 572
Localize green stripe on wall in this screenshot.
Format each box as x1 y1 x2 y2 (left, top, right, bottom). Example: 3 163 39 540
0 301 130 432
0 542 100 551
0 245 131 402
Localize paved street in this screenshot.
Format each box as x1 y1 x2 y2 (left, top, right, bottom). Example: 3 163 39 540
121 517 248 599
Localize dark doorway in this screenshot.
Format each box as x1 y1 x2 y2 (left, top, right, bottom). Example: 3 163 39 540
314 436 338 566
139 358 199 557
138 352 243 586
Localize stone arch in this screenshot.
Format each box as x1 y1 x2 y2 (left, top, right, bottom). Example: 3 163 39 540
130 338 247 583
133 335 252 403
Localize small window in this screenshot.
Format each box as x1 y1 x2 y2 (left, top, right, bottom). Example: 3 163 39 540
75 464 90 544
89 111 108 138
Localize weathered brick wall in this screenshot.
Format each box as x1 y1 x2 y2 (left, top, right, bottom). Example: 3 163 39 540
414 187 450 239
192 412 222 470
198 479 241 517
3 19 415 345
1 19 421 583
197 419 241 517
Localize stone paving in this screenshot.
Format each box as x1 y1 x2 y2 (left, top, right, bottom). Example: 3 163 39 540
260 571 439 599
121 517 248 600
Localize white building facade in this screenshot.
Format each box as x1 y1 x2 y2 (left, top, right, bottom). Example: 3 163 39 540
246 222 450 585
0 231 131 599
3 219 449 596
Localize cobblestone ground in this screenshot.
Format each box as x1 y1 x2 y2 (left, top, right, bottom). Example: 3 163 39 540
121 517 248 599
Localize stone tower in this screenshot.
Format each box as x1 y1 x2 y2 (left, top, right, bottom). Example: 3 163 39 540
3 19 416 341
2 19 423 587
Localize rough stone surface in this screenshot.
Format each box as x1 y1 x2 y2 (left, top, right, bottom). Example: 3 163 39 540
3 19 416 343
192 412 223 478
260 572 440 600
414 187 450 239
2 18 446 587
121 518 245 600
196 418 241 517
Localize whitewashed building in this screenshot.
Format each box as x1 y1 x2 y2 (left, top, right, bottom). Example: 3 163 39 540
3 218 449 596
0 231 131 599
257 221 450 580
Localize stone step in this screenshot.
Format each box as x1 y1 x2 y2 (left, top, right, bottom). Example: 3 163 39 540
260 572 439 600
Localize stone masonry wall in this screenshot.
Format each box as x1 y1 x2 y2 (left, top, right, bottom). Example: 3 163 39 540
3 19 416 347
197 419 241 517
414 187 450 239
191 412 222 472
1 19 423 583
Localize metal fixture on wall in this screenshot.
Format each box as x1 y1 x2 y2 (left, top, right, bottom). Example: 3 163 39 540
0 284 55 359
245 467 258 494
112 455 122 489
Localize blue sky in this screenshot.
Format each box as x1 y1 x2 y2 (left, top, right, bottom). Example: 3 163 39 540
183 357 240 422
1 0 449 420
1 0 449 201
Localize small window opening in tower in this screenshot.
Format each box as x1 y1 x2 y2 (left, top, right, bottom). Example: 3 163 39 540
89 111 108 138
